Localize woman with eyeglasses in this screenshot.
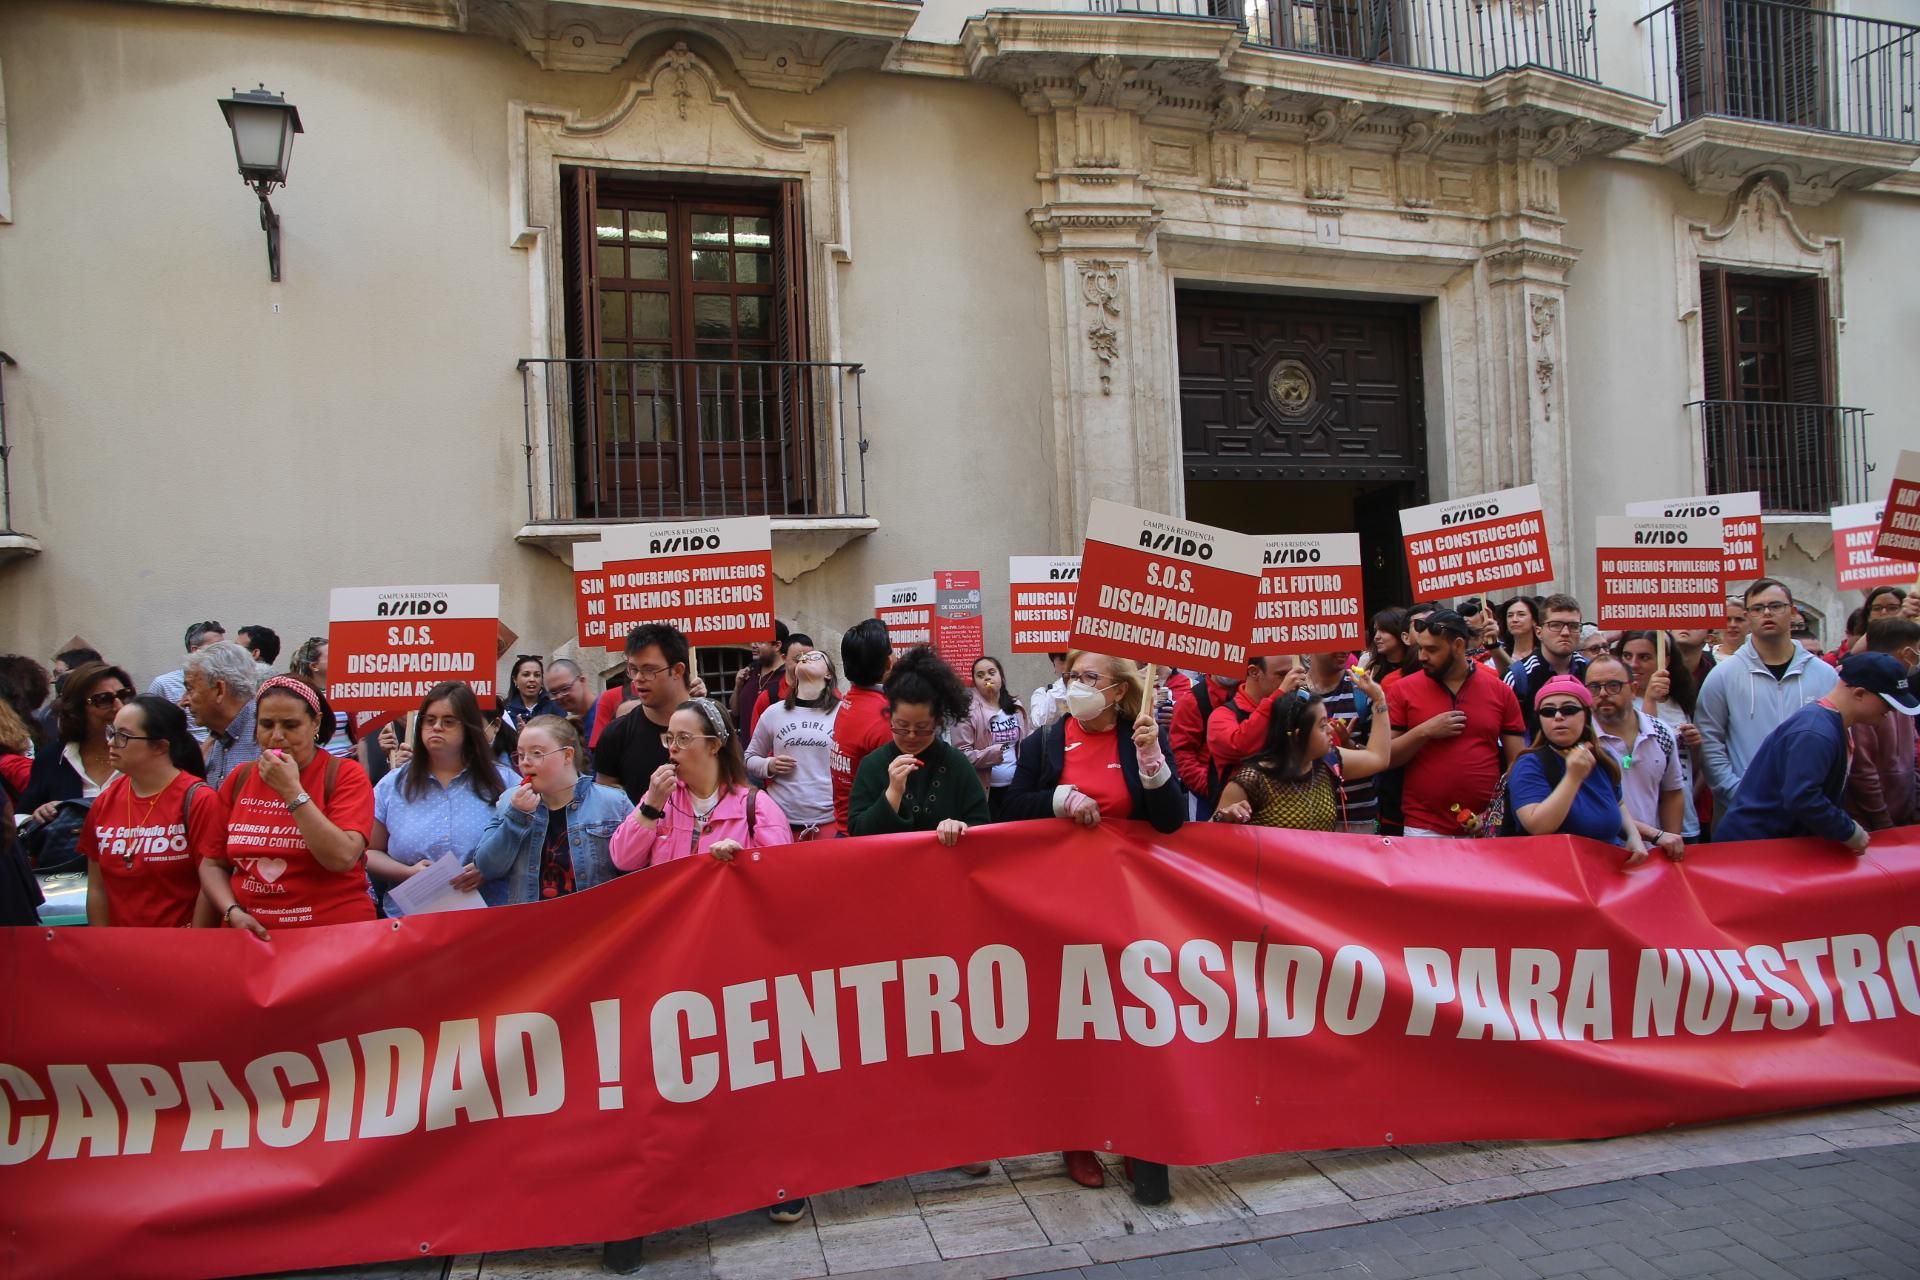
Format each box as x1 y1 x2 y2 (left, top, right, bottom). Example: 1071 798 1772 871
848 647 988 845
952 656 1031 821
21 661 137 823
470 714 632 904
365 681 518 912
613 698 792 868
502 654 563 733
744 650 841 840
1508 676 1647 862
79 696 223 927
199 676 378 935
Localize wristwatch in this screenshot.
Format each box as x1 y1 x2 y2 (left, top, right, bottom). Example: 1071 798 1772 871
285 791 312 814
639 801 666 821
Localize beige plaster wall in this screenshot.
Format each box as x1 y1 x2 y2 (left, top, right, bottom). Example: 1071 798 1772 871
0 2 1058 691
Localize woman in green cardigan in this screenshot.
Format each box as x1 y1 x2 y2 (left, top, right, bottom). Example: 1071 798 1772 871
849 646 989 844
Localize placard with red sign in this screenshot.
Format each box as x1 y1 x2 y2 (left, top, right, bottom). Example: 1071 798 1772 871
1593 517 1726 630
1832 500 1915 590
572 540 609 652
1008 556 1081 653
934 570 985 673
327 584 501 717
1399 484 1554 600
874 579 935 654
1068 500 1260 680
1254 534 1364 654
1625 491 1763 583
1872 450 1920 565
600 517 774 648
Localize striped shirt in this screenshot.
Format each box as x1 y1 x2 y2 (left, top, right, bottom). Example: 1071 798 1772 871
1316 674 1378 828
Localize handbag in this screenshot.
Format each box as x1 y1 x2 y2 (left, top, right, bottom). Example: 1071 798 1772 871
21 798 94 875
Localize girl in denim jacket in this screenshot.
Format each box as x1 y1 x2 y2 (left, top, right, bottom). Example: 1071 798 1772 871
469 715 632 905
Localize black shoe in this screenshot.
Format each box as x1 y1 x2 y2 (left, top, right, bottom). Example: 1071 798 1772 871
602 1235 645 1274
1129 1161 1171 1206
768 1197 808 1224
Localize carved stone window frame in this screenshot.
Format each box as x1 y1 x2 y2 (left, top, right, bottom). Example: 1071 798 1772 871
508 42 852 524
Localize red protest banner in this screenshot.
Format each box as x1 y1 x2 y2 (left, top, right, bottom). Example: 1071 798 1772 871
1872 450 1920 565
1832 500 1914 591
1399 485 1554 600
934 570 985 673
1069 500 1260 679
1594 517 1726 630
572 540 609 651
326 584 501 717
600 517 774 647
1009 556 1081 653
874 578 934 653
1625 491 1764 584
1254 534 1364 654
7 825 1919 1280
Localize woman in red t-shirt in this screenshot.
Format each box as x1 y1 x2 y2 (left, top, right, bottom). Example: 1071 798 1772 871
200 676 376 936
81 696 227 927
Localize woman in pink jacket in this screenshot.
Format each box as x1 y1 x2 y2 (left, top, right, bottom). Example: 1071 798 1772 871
951 656 1030 821
610 697 793 869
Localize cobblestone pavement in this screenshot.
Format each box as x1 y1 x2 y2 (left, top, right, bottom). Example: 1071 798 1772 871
1009 1140 1920 1280
270 1096 1920 1280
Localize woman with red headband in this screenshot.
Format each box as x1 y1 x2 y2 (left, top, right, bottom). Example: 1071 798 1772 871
199 675 377 935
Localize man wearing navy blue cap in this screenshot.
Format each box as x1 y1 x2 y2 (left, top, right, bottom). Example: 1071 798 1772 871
1715 652 1920 852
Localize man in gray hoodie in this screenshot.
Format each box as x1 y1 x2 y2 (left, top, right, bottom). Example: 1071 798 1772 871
1696 578 1838 815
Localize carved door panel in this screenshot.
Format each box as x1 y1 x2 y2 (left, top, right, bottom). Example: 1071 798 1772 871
1177 291 1426 486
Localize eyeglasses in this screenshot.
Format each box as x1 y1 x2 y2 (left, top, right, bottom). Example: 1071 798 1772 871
1585 680 1630 695
1541 620 1584 634
86 688 136 709
1869 601 1902 617
105 728 154 746
627 663 673 680
515 746 572 766
1748 601 1794 616
890 720 936 737
1537 704 1587 719
1064 671 1112 688
547 676 581 696
660 732 718 749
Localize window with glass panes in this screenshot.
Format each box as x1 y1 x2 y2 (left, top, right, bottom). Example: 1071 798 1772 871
561 170 808 519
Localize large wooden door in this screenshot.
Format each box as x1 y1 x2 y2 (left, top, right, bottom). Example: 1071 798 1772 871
1178 291 1426 486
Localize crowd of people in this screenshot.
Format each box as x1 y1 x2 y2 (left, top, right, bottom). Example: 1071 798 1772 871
2 579 1916 1261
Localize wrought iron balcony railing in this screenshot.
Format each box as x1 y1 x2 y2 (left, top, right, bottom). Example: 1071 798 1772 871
1693 399 1872 515
1090 0 1601 82
1638 0 1919 140
517 357 867 524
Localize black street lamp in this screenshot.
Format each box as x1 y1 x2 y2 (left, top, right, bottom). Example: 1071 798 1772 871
217 85 303 282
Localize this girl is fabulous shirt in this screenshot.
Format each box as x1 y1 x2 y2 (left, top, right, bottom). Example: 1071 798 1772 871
80 772 229 927
213 753 377 928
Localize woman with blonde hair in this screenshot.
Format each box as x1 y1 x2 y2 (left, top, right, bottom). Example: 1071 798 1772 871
1002 648 1184 1205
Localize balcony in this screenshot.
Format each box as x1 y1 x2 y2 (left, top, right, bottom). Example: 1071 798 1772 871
1693 399 1871 516
515 356 874 575
0 351 39 563
1636 0 1920 201
1091 0 1601 82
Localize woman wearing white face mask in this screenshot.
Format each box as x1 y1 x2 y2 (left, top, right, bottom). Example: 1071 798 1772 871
1003 650 1185 835
1002 649 1183 1205
744 649 841 839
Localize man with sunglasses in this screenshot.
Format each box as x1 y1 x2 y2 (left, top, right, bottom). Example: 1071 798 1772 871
1696 578 1838 814
591 624 696 804
1502 594 1589 740
1386 608 1525 836
1587 655 1689 860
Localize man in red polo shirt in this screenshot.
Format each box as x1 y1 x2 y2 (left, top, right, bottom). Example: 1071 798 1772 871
1386 608 1525 837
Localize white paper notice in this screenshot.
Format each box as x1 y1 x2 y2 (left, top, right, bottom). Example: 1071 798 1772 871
385 853 488 917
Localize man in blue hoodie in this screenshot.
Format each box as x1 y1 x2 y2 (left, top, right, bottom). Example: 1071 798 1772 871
1696 578 1839 813
1715 652 1919 851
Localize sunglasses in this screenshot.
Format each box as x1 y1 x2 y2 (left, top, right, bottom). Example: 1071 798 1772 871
1537 703 1587 719
87 688 136 709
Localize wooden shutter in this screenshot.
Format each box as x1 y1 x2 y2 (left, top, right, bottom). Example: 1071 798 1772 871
1698 267 1731 402
1675 0 1722 122
1784 275 1832 406
772 180 811 509
561 167 602 513
1775 0 1827 128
